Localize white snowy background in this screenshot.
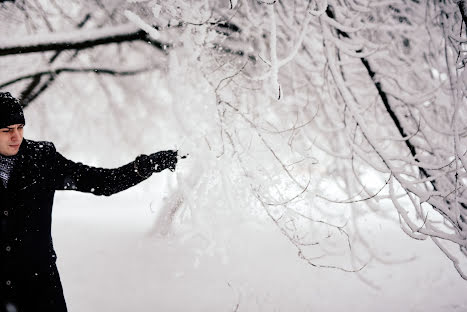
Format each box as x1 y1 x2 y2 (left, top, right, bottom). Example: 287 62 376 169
52 191 467 312
2 0 467 311
20 74 467 311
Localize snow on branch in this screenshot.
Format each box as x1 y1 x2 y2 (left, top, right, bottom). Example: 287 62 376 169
318 0 467 278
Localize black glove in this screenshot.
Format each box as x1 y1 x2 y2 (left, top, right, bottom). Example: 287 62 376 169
149 150 178 172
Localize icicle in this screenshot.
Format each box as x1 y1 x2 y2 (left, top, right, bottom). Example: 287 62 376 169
268 4 281 100
152 4 162 18
124 10 160 40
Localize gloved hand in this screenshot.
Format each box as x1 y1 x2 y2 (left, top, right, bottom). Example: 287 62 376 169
149 150 178 172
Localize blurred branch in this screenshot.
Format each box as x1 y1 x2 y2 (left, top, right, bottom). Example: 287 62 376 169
0 66 154 90
20 13 92 106
0 23 168 56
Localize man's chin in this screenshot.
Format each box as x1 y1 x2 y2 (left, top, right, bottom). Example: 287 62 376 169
0 148 20 157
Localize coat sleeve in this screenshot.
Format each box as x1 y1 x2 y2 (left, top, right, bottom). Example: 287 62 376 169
47 142 154 196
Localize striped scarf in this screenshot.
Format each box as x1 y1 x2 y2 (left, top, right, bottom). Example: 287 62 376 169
0 155 16 188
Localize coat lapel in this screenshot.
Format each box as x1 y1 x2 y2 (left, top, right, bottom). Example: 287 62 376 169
7 140 35 191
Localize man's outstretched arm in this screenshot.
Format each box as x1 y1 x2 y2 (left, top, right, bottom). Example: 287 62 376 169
48 143 178 196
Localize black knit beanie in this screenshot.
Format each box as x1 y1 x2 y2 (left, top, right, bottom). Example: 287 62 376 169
0 92 25 128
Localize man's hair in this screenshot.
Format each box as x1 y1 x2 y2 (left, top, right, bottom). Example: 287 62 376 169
0 92 25 129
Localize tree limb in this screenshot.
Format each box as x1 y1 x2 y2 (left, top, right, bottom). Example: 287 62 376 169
0 23 167 56
0 66 155 90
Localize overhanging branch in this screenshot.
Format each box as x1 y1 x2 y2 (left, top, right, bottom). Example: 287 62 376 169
325 5 432 185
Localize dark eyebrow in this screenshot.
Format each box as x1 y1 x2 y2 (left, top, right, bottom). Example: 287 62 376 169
2 126 22 130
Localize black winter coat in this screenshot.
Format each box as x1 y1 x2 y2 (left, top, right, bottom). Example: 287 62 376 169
0 139 154 312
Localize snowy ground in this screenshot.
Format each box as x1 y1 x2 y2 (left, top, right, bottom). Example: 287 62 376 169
51 190 467 312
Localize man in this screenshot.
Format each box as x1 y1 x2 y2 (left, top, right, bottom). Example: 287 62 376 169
0 92 179 312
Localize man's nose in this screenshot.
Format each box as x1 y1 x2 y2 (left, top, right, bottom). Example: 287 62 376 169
11 129 20 140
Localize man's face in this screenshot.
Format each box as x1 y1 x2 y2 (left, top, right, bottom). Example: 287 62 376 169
0 124 24 156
